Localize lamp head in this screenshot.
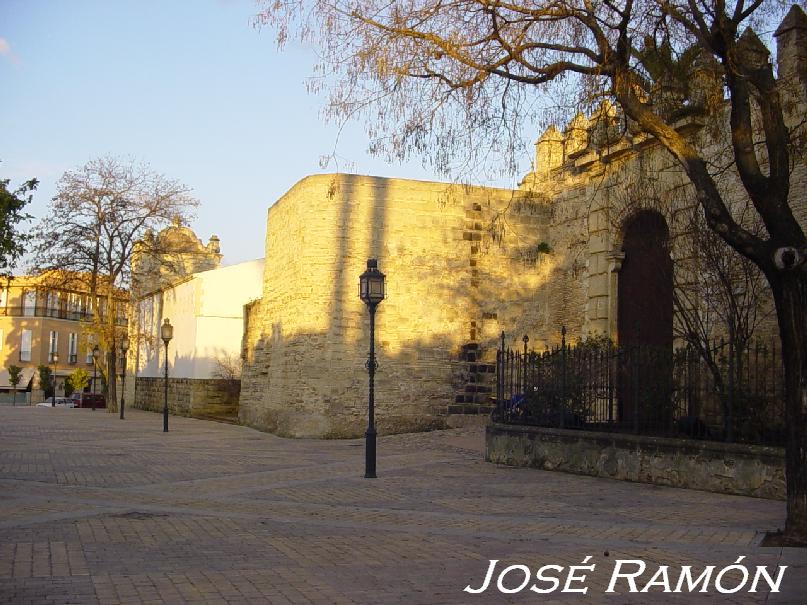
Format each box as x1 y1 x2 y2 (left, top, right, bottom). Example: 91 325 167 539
359 259 386 306
161 318 173 345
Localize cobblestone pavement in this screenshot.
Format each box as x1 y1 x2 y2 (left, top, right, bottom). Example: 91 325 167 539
1 407 804 604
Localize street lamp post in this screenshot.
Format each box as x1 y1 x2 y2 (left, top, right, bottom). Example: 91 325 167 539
119 335 129 420
92 345 100 411
358 258 385 479
51 351 59 407
161 319 173 433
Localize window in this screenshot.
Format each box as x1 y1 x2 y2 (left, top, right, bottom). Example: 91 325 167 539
85 335 95 364
23 290 36 316
20 329 32 362
0 328 4 351
46 291 60 317
0 288 6 308
116 301 127 325
68 333 77 363
49 331 58 362
67 293 81 319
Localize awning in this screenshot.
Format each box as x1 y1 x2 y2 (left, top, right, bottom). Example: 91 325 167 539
0 367 35 390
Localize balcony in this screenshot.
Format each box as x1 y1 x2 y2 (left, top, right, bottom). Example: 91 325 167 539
1 306 127 326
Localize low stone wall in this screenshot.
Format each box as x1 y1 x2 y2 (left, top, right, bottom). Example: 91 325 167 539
486 423 785 499
133 377 239 420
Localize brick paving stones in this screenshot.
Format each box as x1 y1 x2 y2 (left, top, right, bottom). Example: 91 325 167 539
0 407 804 604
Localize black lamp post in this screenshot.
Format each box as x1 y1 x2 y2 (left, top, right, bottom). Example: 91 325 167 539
51 351 59 406
119 335 129 420
161 319 173 433
92 345 100 411
359 258 385 479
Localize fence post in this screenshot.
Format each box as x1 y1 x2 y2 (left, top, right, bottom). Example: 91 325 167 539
522 335 529 397
727 337 735 442
633 347 640 434
497 331 505 413
560 326 566 429
508 347 514 412
607 342 614 423
771 339 777 403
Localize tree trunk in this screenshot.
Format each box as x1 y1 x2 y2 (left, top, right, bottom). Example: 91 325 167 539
771 272 807 543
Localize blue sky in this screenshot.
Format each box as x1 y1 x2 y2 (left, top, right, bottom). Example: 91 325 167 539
1 0 527 266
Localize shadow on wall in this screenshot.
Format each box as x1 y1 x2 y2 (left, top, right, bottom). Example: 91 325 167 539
241 318 466 438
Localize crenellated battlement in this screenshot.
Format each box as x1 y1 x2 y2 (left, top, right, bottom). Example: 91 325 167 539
525 5 807 182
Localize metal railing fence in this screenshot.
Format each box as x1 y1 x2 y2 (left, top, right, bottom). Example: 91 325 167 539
494 329 784 447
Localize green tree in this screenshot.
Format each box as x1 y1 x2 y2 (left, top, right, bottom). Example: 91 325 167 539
37 365 53 400
7 365 22 406
66 368 89 402
259 1 807 541
0 171 36 278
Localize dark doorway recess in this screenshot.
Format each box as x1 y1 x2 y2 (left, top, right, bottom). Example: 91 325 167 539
617 210 674 428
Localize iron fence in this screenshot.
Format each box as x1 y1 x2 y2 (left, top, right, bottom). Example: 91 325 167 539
494 329 785 447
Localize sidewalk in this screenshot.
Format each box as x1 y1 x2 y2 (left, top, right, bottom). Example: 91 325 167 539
0 407 804 604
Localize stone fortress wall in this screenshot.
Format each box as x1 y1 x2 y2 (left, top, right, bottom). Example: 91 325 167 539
239 175 552 437
239 7 807 438
512 5 807 351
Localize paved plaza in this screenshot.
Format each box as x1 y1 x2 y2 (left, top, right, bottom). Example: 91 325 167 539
0 407 805 604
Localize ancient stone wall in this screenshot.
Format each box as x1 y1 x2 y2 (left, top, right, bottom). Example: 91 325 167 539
239 174 554 437
240 7 807 438
512 10 807 349
134 376 237 420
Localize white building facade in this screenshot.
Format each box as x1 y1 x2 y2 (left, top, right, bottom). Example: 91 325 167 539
134 259 264 381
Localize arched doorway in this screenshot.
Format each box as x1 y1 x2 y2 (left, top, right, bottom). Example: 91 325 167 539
617 210 673 430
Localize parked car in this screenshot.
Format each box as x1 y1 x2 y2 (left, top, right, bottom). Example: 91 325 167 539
36 397 76 408
71 393 106 409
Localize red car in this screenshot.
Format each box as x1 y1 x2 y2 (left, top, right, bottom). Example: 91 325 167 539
71 393 107 409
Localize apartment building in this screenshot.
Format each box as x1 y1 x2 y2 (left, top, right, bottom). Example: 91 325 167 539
0 274 127 403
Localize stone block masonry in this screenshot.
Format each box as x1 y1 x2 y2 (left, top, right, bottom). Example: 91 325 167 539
134 377 238 420
239 8 807 439
240 174 553 438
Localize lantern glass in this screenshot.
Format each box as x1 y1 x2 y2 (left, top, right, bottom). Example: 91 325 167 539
92 345 100 360
52 352 59 364
121 335 130 353
359 259 385 306
369 278 384 299
161 319 173 344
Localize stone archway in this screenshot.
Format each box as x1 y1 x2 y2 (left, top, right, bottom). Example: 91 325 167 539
617 210 673 429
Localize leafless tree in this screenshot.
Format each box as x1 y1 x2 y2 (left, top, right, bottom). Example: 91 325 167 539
257 0 807 540
29 156 197 410
213 352 242 403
